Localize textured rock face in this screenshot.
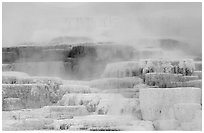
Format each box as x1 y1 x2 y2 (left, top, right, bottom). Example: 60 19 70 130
144 73 202 88
2 84 51 109
58 93 101 112
2 75 63 104
140 59 174 73
102 59 197 79
139 87 201 121
3 72 62 85
139 59 195 75
102 61 142 78
3 98 24 111
144 73 183 87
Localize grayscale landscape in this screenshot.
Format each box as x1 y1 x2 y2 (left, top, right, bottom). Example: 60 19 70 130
2 2 202 131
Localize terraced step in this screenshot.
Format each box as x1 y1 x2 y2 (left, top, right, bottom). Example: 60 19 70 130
50 115 154 130
2 84 51 110
101 88 140 98
100 84 149 98
58 93 141 118
102 61 142 78
58 93 101 112
139 87 201 121
58 85 99 98
144 73 202 88
90 77 143 89
3 117 54 131
144 73 183 87
3 72 62 86
42 106 90 117
182 76 199 82
2 113 154 131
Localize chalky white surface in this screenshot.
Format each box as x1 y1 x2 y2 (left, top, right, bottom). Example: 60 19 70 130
139 87 201 121
173 103 201 122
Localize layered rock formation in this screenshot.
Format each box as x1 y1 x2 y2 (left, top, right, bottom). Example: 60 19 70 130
2 42 202 131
